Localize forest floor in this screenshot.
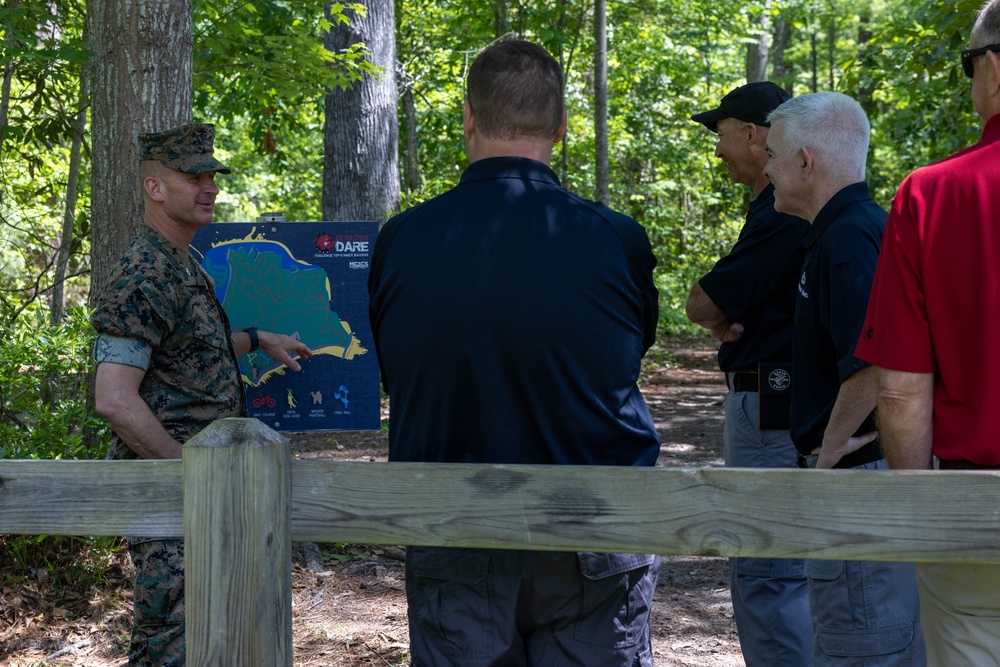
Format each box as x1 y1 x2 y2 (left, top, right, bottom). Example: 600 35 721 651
0 336 747 666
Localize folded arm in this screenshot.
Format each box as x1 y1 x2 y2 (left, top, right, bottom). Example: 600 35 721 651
685 282 743 343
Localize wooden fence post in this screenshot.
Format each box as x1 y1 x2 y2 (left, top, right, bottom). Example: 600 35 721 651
183 418 292 667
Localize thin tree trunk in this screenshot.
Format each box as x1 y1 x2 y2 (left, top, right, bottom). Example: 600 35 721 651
770 18 794 94
492 0 509 38
400 83 420 193
0 0 21 161
828 21 836 90
810 7 818 93
857 16 875 121
0 63 13 162
556 0 587 186
746 0 770 83
322 2 400 223
51 70 89 326
594 0 608 205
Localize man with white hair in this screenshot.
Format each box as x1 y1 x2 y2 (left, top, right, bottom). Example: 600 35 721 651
687 82 811 667
764 92 925 666
855 0 1000 663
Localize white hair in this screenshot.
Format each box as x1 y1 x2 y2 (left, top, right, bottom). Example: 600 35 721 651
766 92 870 183
972 0 1000 48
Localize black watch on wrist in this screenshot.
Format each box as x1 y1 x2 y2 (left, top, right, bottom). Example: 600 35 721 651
243 327 260 352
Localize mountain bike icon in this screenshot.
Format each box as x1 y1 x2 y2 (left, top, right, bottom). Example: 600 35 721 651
252 394 277 409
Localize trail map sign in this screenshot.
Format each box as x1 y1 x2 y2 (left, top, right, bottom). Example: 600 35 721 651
191 221 379 432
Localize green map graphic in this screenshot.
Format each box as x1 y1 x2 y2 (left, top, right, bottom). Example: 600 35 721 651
202 233 367 388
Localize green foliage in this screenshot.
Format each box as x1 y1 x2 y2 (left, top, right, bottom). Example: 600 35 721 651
2 0 992 335
0 306 116 586
0 0 91 321
322 543 373 563
193 1 381 222
0 534 125 589
843 0 983 204
0 307 109 461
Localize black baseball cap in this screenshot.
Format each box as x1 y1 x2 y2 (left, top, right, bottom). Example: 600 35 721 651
690 81 791 133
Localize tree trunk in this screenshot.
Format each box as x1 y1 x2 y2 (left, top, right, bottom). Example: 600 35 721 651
770 18 794 94
810 6 818 93
400 83 421 193
0 1 17 161
555 0 586 186
51 70 88 326
85 0 193 450
594 0 608 205
746 0 770 83
857 15 875 121
828 21 836 90
492 0 509 38
87 0 193 302
322 3 400 223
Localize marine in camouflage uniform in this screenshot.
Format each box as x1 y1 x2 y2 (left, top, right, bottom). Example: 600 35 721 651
90 124 305 667
92 225 246 666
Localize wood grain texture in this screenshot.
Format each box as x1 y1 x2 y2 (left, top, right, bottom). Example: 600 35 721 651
290 462 1000 563
3 430 999 563
0 458 182 537
183 418 293 667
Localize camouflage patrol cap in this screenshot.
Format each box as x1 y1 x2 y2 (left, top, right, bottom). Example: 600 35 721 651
138 123 231 174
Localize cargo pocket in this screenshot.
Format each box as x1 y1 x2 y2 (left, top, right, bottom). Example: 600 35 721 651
573 552 657 649
806 559 845 582
807 559 917 658
816 624 915 658
407 547 494 659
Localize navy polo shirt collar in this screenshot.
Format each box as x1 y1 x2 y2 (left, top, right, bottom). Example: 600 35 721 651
459 156 562 188
747 183 777 219
802 181 871 249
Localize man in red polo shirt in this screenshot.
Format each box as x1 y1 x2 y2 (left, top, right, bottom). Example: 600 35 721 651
855 0 1000 662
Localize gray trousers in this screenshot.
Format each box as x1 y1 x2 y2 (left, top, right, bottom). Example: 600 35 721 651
724 389 813 667
405 547 659 667
808 460 925 666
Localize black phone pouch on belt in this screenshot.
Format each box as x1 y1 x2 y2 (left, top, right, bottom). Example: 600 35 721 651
758 361 792 430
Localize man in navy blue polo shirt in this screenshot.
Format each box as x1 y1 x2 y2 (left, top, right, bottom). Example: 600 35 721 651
368 40 660 667
687 82 811 667
764 92 925 666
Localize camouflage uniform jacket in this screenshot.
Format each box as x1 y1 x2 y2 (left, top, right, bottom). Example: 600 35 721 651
91 227 247 460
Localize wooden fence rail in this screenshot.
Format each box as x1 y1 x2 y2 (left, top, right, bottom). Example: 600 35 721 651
3 417 1000 665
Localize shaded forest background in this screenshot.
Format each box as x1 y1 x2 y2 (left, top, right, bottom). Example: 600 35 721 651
0 0 986 583
1 0 984 331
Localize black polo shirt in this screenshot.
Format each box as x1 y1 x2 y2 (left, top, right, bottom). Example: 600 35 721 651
698 184 808 372
369 156 660 467
790 182 886 454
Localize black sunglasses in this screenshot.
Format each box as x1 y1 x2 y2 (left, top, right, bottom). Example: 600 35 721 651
961 43 1000 77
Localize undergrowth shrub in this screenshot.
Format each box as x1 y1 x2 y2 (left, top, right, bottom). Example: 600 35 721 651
0 307 119 585
0 307 109 460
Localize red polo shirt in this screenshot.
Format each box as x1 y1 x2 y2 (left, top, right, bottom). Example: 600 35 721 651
856 114 1000 465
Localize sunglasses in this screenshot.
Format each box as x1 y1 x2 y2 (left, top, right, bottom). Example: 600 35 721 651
961 43 1000 77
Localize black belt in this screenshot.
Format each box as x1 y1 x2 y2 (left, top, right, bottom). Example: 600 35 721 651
726 370 758 393
939 459 1000 470
797 440 884 469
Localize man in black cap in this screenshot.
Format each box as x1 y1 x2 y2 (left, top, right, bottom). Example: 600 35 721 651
91 123 311 666
686 82 812 667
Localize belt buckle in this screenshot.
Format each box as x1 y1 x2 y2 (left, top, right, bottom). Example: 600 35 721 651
797 454 818 469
